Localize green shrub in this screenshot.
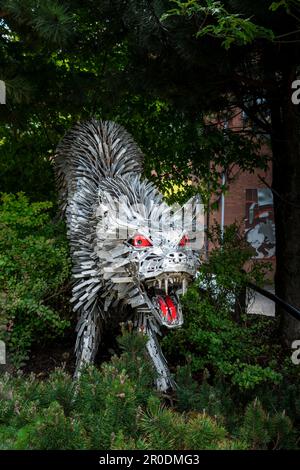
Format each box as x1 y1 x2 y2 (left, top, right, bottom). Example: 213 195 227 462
138 395 242 450
162 223 282 392
0 193 71 367
0 210 298 450
175 363 232 418
240 399 296 450
0 330 298 450
159 223 300 445
0 129 56 202
14 401 89 450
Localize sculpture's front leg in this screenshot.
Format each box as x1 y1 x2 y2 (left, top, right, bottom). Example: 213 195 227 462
74 308 101 378
145 325 175 391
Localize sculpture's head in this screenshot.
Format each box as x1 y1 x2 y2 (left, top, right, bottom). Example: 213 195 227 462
96 175 203 328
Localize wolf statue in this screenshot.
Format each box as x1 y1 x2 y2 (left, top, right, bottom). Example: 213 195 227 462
55 119 202 390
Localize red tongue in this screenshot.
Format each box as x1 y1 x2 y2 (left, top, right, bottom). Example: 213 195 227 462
157 295 177 322
165 296 177 320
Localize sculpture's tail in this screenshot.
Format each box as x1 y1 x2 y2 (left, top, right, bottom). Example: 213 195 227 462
54 119 144 215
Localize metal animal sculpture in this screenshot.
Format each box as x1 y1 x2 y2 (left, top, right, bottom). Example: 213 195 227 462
55 119 201 390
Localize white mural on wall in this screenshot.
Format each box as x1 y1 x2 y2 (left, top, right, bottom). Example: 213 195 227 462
245 188 275 259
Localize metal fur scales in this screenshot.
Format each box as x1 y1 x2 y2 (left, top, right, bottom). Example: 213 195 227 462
55 119 202 390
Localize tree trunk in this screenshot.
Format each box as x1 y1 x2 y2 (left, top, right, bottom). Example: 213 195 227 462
271 66 300 344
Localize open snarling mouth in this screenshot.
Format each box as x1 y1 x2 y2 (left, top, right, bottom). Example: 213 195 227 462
143 273 192 328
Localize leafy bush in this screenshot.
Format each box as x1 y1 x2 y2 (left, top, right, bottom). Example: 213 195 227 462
0 193 71 367
0 127 57 202
158 223 300 445
163 223 281 392
0 330 297 450
0 206 298 450
164 288 282 390
239 398 296 450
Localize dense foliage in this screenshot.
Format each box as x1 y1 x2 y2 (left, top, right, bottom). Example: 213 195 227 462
0 0 267 204
0 330 298 450
0 211 299 450
2 0 300 339
1 0 300 450
163 223 281 390
0 193 71 367
160 223 300 445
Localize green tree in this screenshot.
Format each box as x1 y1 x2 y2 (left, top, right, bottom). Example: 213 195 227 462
0 193 71 366
164 1 300 341
1 0 300 340
88 0 300 341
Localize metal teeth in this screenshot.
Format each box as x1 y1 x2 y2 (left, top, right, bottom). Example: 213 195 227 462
144 273 190 295
182 278 187 295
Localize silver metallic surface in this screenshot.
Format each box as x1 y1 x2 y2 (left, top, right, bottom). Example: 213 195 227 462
54 119 200 390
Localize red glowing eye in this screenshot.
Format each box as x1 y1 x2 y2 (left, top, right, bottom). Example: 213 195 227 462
179 234 189 247
130 234 153 248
